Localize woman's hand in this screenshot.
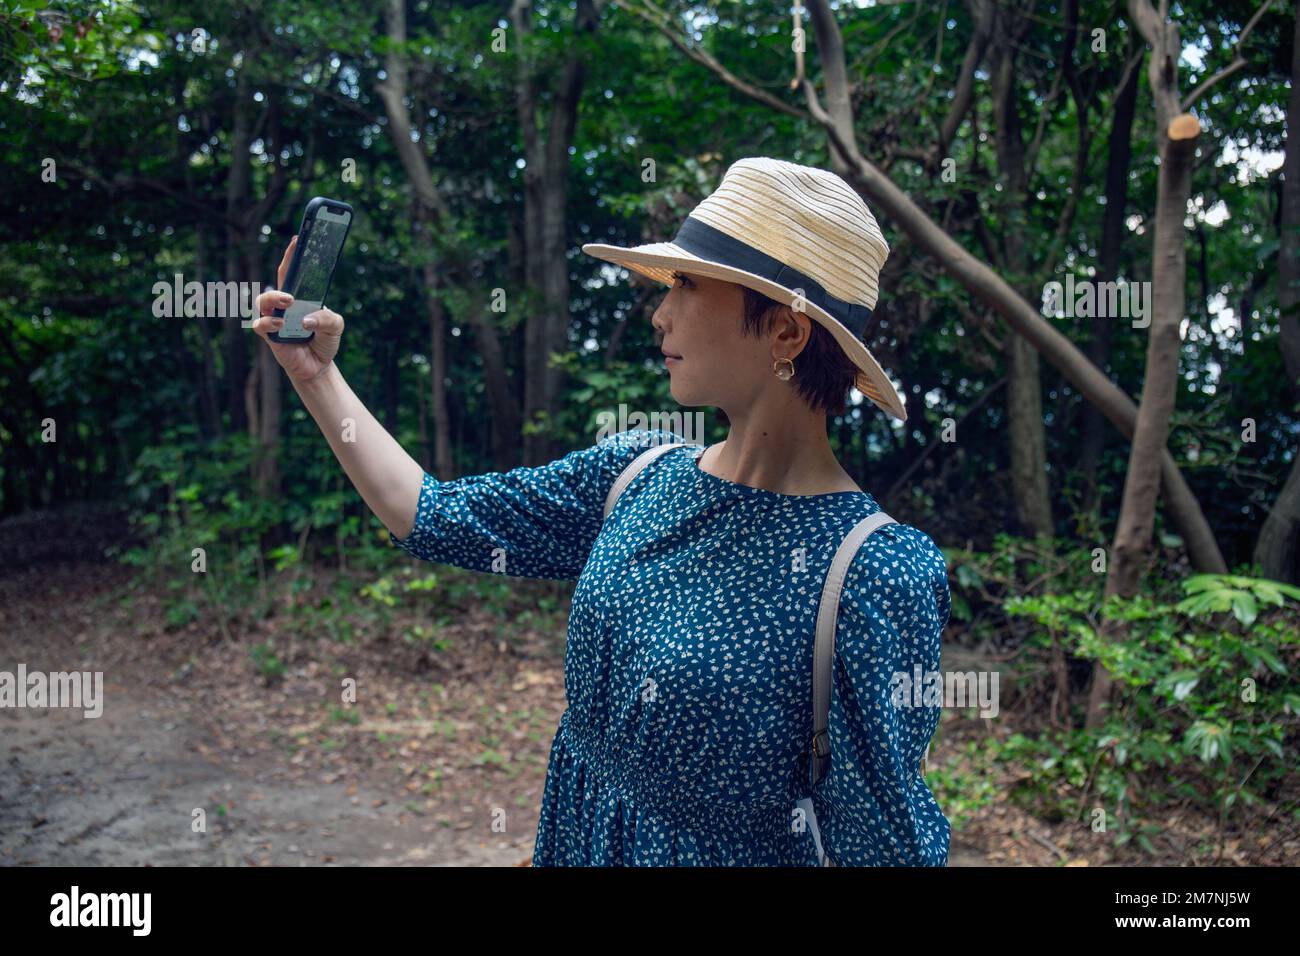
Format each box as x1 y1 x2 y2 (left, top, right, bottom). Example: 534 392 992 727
250 236 345 386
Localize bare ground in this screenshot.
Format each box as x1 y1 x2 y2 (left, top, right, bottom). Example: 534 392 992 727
1 553 550 866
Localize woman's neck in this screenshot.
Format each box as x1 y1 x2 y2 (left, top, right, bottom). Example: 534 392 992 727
702 405 860 496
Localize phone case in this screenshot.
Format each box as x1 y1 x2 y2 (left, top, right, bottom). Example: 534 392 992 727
269 197 354 345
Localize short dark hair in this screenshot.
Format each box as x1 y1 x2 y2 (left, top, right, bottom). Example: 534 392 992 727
739 285 857 416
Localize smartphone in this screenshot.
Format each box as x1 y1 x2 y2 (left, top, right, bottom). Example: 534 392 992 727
270 197 354 344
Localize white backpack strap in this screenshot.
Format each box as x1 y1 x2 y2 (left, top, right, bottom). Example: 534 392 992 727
602 441 686 520
808 510 897 791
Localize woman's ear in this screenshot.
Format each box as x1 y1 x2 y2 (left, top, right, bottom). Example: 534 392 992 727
773 303 813 352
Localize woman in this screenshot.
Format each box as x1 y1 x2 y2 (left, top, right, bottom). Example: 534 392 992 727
252 157 950 866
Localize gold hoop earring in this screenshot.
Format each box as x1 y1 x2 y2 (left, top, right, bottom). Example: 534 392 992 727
773 357 795 381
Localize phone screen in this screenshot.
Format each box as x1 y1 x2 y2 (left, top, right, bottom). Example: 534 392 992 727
277 204 351 339
289 208 350 301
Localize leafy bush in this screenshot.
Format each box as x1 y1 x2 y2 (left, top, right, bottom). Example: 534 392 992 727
998 572 1300 859
112 425 401 631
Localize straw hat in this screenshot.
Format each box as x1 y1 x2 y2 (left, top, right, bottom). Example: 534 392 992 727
582 156 906 421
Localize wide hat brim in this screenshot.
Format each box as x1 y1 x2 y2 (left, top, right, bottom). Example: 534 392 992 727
581 240 908 422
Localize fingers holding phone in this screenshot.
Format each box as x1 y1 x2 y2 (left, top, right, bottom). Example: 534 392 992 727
253 197 354 386
252 296 343 388
252 257 342 387
301 306 344 340
298 305 344 377
271 198 352 347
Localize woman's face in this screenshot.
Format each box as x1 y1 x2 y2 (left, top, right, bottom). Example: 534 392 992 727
651 271 775 410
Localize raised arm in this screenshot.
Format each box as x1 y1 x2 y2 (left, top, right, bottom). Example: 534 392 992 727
249 236 424 541
290 360 424 540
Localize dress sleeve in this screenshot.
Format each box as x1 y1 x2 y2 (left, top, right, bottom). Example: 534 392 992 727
810 522 952 866
387 427 684 581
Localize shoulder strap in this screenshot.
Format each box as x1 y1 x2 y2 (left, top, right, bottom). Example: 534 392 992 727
602 441 687 520
808 510 897 790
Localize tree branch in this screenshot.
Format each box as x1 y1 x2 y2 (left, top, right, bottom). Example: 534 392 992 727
1180 0 1276 111
57 157 235 229
375 0 453 221
621 0 807 120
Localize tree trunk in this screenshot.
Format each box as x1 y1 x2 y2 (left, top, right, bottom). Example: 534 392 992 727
378 0 521 473
245 88 289 506
382 335 399 434
1086 1 1203 728
253 330 283 499
193 226 224 439
223 63 252 435
1253 7 1300 584
512 0 603 465
416 347 431 473
1079 59 1140 515
419 248 455 480
990 17 1054 538
461 279 524 470
249 231 282 502
1087 117 1199 721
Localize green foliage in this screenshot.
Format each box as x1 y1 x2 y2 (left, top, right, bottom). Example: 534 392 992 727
112 419 572 656
0 1 141 95
995 571 1300 860
924 736 1003 832
328 704 360 726
357 563 568 649
1176 574 1300 628
249 641 285 684
111 423 402 627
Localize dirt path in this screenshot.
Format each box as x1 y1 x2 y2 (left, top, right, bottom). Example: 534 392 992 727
1 558 543 866
3 680 530 867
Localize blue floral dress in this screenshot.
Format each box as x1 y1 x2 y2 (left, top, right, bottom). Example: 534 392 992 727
389 428 951 866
